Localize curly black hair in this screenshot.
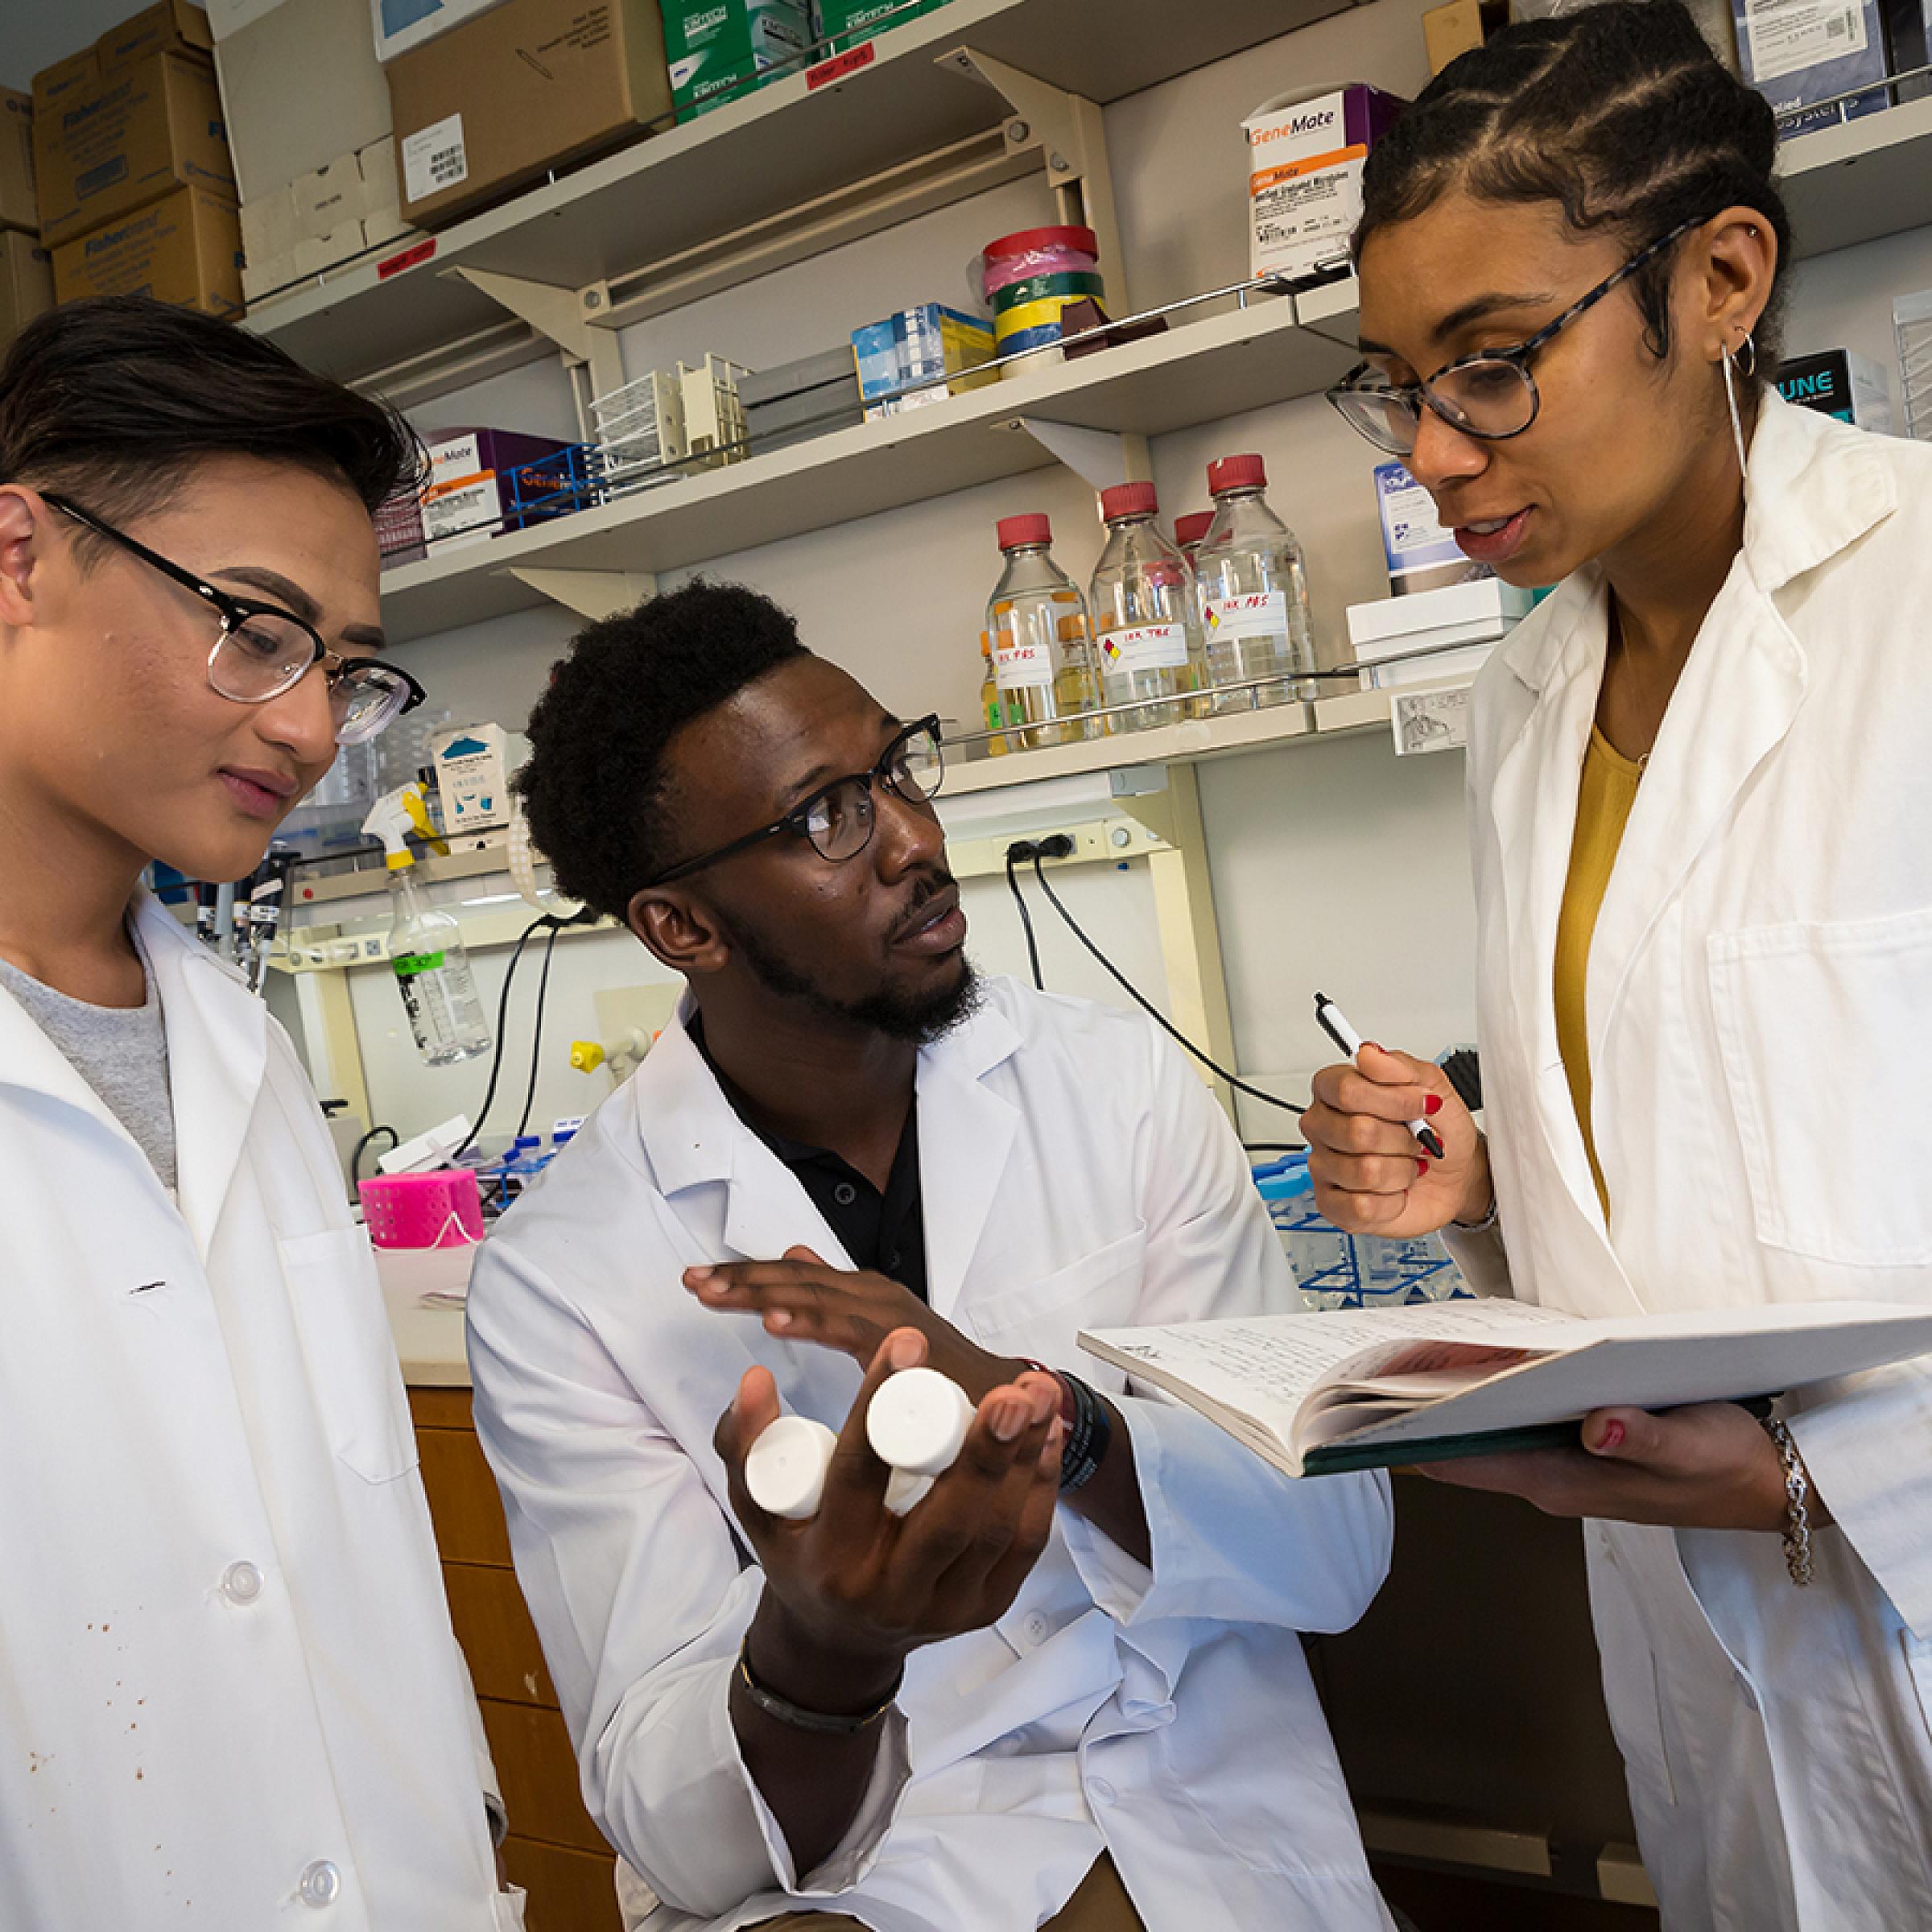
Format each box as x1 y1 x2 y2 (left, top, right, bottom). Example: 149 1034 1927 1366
0 295 423 535
1356 0 1792 370
517 580 809 923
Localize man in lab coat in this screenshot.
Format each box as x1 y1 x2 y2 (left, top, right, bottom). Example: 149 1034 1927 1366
468 581 1397 1932
0 296 519 1926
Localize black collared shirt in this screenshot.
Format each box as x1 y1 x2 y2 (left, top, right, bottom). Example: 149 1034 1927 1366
690 1015 930 1303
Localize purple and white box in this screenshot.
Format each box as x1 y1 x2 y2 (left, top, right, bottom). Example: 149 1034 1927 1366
1245 84 1406 284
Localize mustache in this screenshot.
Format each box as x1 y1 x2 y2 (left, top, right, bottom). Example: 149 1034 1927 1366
886 869 957 944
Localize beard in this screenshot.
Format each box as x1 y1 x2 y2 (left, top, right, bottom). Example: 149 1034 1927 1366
732 906 981 1046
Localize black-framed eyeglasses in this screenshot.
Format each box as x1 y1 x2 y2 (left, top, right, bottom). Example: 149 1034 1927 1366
647 715 946 889
43 493 427 745
1326 218 1706 457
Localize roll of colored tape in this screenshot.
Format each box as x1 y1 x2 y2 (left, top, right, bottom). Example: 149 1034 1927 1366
994 322 1067 358
996 295 1084 341
992 269 1105 315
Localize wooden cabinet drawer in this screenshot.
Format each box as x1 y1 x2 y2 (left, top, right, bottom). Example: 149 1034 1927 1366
416 1422 514 1569
502 1835 623 1932
481 1697 606 1854
447 1562 558 1708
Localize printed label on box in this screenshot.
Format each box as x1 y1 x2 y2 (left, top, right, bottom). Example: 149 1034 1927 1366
1100 623 1189 673
1744 0 1867 79
422 473 499 549
402 113 467 207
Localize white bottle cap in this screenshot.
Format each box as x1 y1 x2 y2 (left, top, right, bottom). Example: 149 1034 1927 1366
745 1414 838 1521
866 1366 976 1477
884 1468 934 1517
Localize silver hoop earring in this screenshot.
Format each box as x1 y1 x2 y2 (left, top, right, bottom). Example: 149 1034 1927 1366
1733 331 1757 380
1721 346 1750 489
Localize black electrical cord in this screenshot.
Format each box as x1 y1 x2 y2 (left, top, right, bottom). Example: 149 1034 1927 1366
513 917 564 1141
450 913 556 1163
1018 843 1306 1120
1005 848 1045 990
349 1124 398 1189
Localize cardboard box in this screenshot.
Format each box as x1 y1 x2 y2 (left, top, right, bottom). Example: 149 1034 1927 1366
214 0 391 203
239 182 300 262
373 0 510 62
1422 0 1485 72
1775 347 1895 430
0 89 35 235
208 0 293 35
1245 85 1405 284
662 0 810 118
99 2 217 72
34 2 213 122
386 0 674 228
0 229 56 346
1347 577 1535 690
1734 0 1888 135
291 154 366 237
357 136 398 215
52 184 242 316
35 52 235 250
430 723 510 831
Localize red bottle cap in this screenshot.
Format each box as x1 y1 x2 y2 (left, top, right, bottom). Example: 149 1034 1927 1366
996 513 1053 550
1100 481 1159 522
1174 511 1215 547
1208 452 1268 495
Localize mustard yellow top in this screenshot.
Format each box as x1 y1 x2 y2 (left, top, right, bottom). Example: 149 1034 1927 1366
1553 725 1645 1217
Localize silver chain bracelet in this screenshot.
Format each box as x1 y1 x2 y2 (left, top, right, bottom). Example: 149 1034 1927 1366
1760 1415 1814 1587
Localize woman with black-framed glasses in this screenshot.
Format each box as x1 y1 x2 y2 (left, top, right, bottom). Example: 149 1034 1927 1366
0 295 520 1928
1300 5 1932 1926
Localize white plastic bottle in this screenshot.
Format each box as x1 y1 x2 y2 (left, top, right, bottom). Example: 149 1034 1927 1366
985 514 1101 749
1195 452 1316 708
1088 481 1206 734
362 785 492 1067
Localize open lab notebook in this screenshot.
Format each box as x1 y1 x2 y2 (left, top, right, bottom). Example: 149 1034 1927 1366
1078 1298 1932 1476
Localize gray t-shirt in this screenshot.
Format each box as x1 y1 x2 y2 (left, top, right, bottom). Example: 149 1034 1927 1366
0 931 178 1192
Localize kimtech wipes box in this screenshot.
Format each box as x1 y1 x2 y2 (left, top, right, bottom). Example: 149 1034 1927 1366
1245 84 1404 284
662 0 811 118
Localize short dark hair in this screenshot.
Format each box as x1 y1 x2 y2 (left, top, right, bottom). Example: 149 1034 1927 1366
0 295 423 531
517 580 810 922
1356 0 1792 369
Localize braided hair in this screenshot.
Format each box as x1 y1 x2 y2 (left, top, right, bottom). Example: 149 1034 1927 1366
1356 1 1790 369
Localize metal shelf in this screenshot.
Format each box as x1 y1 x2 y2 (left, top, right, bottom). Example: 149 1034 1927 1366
376 288 1352 641
250 0 1356 391
1781 93 1932 259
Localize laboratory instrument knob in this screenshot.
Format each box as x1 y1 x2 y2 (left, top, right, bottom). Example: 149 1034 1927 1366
866 1366 975 1476
745 1414 839 1520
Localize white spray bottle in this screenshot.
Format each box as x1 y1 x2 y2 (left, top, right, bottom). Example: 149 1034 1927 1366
361 784 492 1067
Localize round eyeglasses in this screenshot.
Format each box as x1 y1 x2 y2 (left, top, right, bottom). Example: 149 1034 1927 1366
44 494 426 745
1327 219 1705 457
647 716 945 889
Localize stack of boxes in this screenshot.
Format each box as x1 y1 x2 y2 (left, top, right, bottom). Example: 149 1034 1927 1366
212 0 416 308
0 88 54 351
35 1 242 317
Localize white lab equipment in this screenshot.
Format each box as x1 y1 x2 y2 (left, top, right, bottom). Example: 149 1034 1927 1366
745 1415 840 1520
865 1365 976 1476
361 784 492 1067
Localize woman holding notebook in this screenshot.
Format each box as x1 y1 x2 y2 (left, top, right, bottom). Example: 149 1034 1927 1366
1302 4 1932 1926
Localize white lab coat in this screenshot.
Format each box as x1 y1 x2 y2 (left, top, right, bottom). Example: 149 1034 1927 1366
0 892 518 1930
466 979 1395 1932
1454 391 1932 1929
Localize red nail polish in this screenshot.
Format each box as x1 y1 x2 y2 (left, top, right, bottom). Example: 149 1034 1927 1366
1424 1094 1443 1116
1416 1158 1430 1178
1598 1419 1625 1451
